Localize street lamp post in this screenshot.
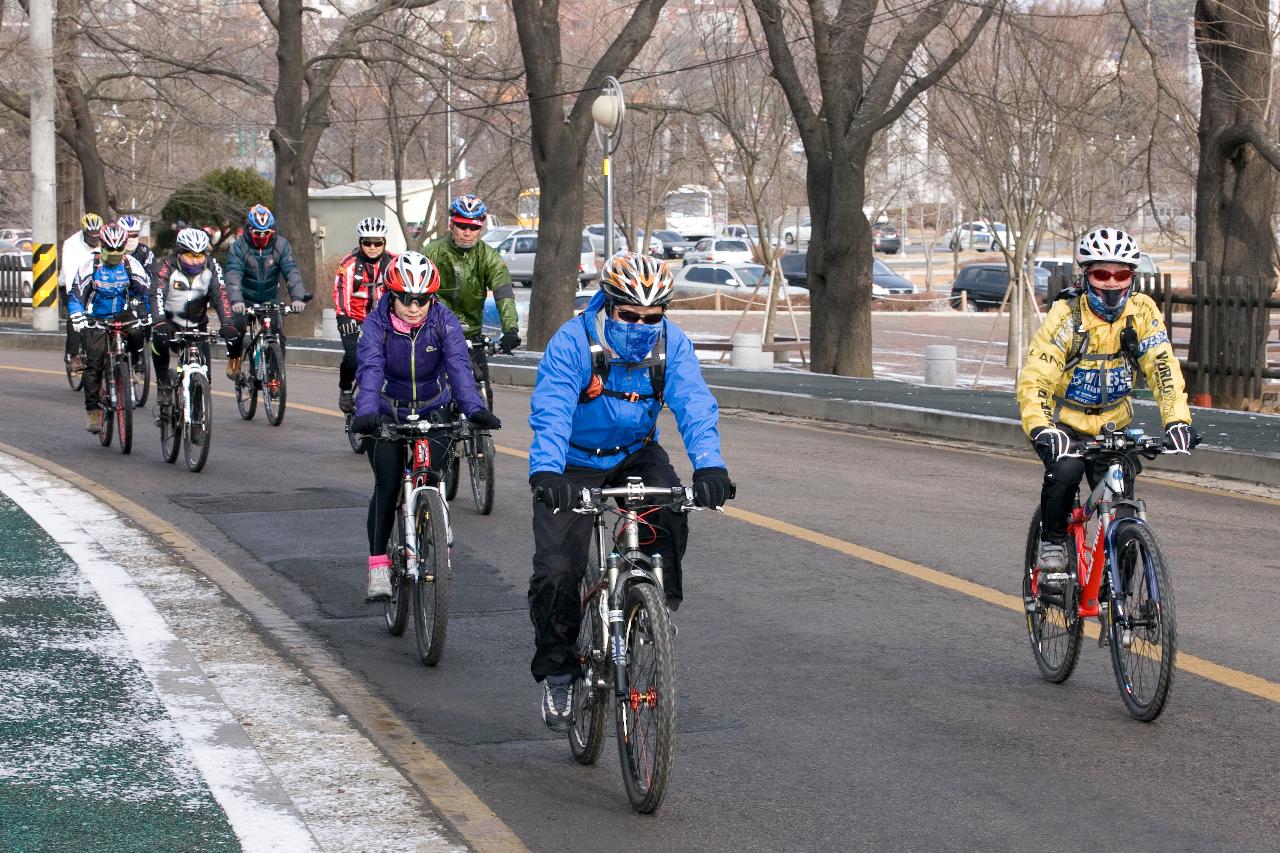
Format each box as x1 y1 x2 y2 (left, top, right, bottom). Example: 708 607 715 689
592 76 625 258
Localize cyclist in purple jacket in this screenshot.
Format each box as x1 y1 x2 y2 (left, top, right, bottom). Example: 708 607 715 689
350 251 501 601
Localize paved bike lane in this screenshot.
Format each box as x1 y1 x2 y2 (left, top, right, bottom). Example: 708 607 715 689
0 452 465 853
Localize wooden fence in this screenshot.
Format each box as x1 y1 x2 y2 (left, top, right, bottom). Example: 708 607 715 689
0 256 29 320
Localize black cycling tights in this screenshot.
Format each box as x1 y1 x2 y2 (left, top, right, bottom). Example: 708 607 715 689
366 433 450 556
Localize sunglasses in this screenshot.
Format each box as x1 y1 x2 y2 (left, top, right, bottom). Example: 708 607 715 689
394 292 432 307
615 307 665 325
250 228 273 237
360 239 385 247
1087 268 1134 284
452 222 482 232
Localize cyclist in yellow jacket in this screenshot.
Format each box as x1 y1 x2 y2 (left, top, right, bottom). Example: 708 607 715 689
1016 227 1194 579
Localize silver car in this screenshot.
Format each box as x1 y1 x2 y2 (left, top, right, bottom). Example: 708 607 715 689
672 262 768 295
496 231 596 286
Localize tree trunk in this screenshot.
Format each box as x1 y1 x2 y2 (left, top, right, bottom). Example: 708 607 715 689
527 134 587 348
1193 0 1275 405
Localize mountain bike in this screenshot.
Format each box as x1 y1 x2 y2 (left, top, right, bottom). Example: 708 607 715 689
86 311 150 455
444 335 497 507
235 300 306 426
569 478 729 814
372 415 455 666
1023 423 1193 722
157 329 216 473
69 308 149 406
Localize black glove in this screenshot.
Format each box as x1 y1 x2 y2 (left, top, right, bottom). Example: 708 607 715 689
1165 422 1196 454
152 320 173 350
337 314 359 338
351 413 381 435
469 409 502 430
692 467 734 509
530 471 577 512
499 330 521 354
1031 426 1078 466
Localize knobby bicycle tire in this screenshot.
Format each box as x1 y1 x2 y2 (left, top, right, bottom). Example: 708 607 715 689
115 359 133 455
236 346 258 420
346 412 366 454
159 382 181 464
570 528 608 765
1023 509 1083 684
615 582 676 814
132 347 150 409
98 377 113 448
183 373 212 472
1107 523 1176 722
468 432 496 515
412 489 450 665
263 342 287 426
444 452 460 501
65 352 84 391
385 511 411 636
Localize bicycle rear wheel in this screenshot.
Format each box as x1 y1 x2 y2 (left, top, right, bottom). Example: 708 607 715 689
345 412 366 454
1023 510 1082 683
468 432 495 515
159 381 181 464
183 373 212 472
412 489 450 665
236 350 257 420
615 581 676 814
570 527 608 765
263 342 286 426
384 511 411 636
115 360 133 455
1107 523 1176 721
131 347 150 408
65 350 84 391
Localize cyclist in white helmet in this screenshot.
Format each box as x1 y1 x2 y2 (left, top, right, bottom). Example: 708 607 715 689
1017 227 1194 584
332 216 397 412
525 252 734 732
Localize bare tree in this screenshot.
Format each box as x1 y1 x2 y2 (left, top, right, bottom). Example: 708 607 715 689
751 0 995 376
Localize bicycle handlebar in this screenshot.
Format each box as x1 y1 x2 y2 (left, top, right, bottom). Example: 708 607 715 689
369 417 460 441
573 482 701 514
83 315 150 332
243 301 305 319
468 334 500 356
1072 423 1202 460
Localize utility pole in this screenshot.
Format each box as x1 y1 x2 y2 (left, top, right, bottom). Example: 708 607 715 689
30 0 59 331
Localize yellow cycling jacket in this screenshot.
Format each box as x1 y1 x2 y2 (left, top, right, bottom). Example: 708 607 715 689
1017 292 1191 437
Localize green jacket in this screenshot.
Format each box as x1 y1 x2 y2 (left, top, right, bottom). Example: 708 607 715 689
422 237 517 337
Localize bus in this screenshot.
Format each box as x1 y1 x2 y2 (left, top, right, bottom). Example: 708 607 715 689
516 188 539 229
664 184 725 239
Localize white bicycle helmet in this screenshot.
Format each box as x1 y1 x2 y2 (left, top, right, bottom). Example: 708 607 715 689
119 214 143 234
356 216 388 239
387 251 439 296
1075 227 1141 268
599 253 674 307
176 227 211 254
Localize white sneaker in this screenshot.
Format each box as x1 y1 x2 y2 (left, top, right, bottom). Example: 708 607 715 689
365 564 392 601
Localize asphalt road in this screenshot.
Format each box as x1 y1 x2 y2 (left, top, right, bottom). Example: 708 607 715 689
3 348 1278 852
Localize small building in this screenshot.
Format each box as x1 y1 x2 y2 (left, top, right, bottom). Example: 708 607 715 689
308 180 438 255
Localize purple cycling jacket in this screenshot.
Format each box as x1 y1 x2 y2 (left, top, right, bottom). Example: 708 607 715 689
355 293 486 421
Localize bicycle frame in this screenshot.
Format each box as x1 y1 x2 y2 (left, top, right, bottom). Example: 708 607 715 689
385 418 455 583
88 316 145 410
243 304 285 378
173 332 213 426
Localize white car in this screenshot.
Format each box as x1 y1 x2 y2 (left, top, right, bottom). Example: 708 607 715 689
684 238 754 265
672 262 768 295
482 225 523 248
584 223 629 255
781 217 810 246
721 223 760 243
495 230 596 285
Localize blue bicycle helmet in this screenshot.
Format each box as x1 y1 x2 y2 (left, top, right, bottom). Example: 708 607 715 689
118 214 142 234
247 204 276 230
448 194 487 225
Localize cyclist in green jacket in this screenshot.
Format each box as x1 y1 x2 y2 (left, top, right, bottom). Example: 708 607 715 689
422 195 521 403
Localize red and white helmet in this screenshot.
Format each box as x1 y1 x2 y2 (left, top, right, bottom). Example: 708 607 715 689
1075 227 1141 268
386 251 439 296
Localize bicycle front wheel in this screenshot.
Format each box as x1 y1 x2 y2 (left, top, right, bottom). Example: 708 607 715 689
346 412 366 454
263 342 286 426
412 489 450 665
236 352 257 420
1023 509 1082 683
468 432 495 515
115 360 133 455
444 449 460 501
183 373 212 472
159 383 181 464
615 581 676 814
1107 523 1176 721
384 511 411 636
570 527 608 765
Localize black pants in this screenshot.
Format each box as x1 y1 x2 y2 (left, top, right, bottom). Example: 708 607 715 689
151 335 211 383
467 337 491 408
339 328 360 391
1039 425 1110 542
366 427 451 556
65 323 80 359
528 443 689 681
81 322 145 412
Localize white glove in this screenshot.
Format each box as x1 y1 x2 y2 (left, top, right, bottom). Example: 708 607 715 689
290 300 307 313
69 312 86 332
1032 427 1078 464
231 302 245 315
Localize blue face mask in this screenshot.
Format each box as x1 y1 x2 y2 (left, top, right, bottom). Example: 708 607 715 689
605 316 661 362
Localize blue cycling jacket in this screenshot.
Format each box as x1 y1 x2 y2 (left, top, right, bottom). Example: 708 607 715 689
67 256 151 318
528 289 725 475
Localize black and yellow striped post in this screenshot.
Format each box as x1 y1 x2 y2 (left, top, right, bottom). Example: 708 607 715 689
31 243 59 329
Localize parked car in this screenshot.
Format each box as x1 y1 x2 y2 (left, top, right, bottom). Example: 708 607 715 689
584 223 629 254
950 262 1049 310
633 230 665 257
721 223 760 243
872 223 902 254
684 238 753 265
495 230 596 285
943 221 993 252
652 229 696 260
781 217 811 246
481 225 524 248
673 262 768 295
778 253 918 296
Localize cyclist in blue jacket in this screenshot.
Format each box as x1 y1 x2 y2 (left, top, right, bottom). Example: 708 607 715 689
223 204 309 379
527 252 734 732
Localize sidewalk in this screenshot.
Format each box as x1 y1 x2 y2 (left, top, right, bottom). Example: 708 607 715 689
0 452 466 853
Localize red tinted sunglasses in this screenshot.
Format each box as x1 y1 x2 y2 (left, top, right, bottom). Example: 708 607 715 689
1087 268 1134 284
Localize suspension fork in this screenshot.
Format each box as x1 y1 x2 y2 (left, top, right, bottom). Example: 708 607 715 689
400 475 420 581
